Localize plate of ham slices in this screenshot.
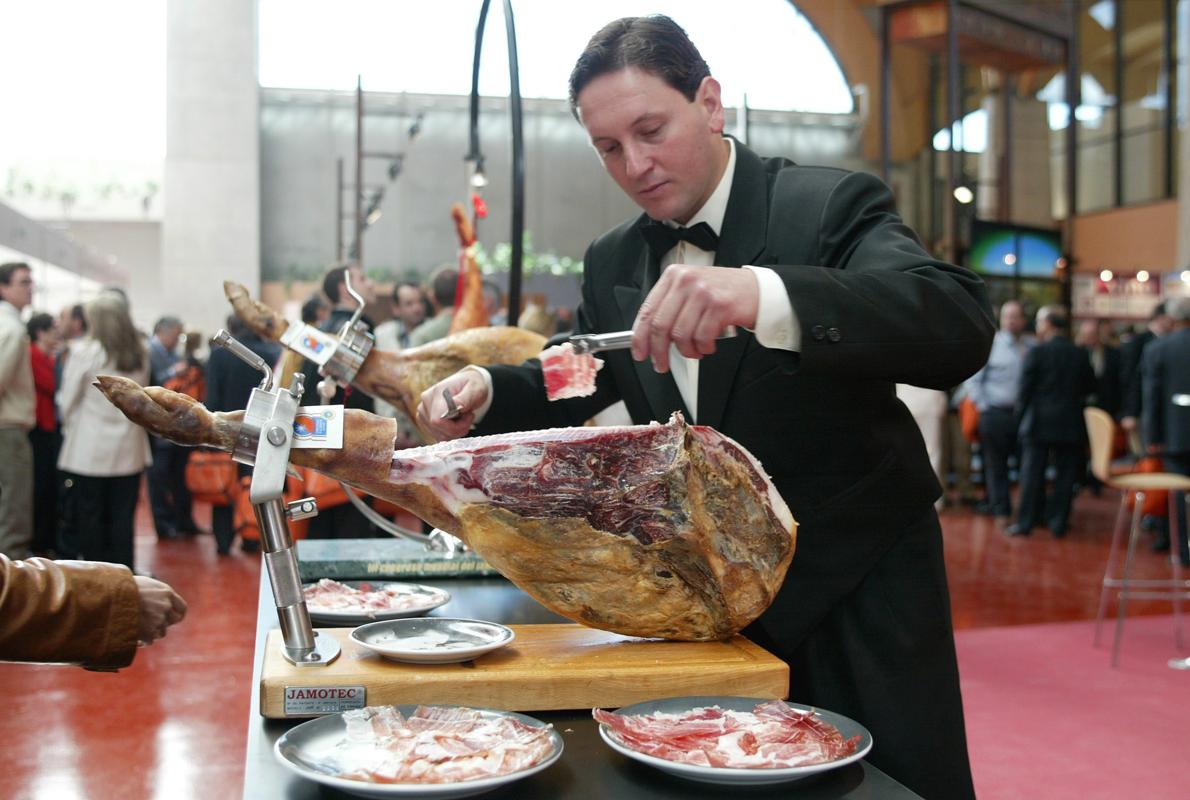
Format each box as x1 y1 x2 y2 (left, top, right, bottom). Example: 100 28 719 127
275 704 563 798
302 579 451 626
594 696 872 786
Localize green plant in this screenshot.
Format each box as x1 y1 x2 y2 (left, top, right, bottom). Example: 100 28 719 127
472 232 583 277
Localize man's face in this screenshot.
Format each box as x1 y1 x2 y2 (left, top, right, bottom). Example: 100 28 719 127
36 322 62 353
394 285 425 328
1000 302 1025 335
577 67 727 224
1153 313 1174 336
0 268 33 310
1075 320 1098 347
346 266 376 306
158 325 182 351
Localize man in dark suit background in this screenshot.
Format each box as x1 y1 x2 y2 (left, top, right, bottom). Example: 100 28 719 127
414 16 993 799
1141 297 1190 566
1076 318 1123 417
1119 301 1172 434
1007 306 1096 538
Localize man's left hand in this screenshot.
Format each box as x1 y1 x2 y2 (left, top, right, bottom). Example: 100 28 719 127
631 265 758 373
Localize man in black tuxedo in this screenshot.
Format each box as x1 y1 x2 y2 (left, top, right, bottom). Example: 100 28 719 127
1007 307 1096 538
1142 297 1190 566
416 16 992 799
1119 301 1172 432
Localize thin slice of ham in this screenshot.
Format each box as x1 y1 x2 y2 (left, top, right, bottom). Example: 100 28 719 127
302 578 441 614
593 703 860 769
539 342 602 400
337 705 555 784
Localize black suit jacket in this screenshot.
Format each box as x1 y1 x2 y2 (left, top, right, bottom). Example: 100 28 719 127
1142 327 1190 455
480 140 994 647
1017 335 1096 444
1119 329 1156 419
1083 344 1123 417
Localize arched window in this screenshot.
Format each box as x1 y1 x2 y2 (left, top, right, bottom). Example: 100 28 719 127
259 0 854 113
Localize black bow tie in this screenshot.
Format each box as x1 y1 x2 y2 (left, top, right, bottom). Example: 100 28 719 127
640 220 720 259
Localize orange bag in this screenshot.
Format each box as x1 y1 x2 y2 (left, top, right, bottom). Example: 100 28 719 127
959 397 980 443
164 364 205 401
297 467 350 511
233 473 309 542
185 449 239 507
1123 456 1169 517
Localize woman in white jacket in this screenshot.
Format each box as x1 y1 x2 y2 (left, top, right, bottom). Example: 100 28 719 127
56 293 150 570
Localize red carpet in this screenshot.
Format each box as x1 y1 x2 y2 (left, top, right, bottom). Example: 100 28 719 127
956 615 1188 800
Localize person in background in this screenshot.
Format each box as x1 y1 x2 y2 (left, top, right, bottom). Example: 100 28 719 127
1141 296 1190 565
374 281 427 353
56 293 151 570
1075 317 1122 495
27 313 62 557
416 16 991 797
206 315 281 555
1007 306 1096 538
516 302 557 338
301 263 376 412
0 262 36 559
482 279 506 326
1119 301 1172 437
554 306 576 335
408 267 458 347
147 316 200 539
965 300 1035 527
0 554 186 670
373 281 428 444
301 293 330 328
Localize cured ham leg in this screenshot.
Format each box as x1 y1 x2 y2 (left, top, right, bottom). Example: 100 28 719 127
223 281 545 431
95 376 796 641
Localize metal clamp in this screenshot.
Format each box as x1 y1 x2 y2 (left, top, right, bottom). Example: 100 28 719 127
212 329 340 669
317 269 375 403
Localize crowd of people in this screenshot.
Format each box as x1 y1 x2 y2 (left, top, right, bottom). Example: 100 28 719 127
941 297 1189 562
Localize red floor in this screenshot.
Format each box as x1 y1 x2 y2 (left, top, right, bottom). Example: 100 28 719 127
0 484 1183 799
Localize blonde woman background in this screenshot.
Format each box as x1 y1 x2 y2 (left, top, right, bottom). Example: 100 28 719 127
56 292 151 570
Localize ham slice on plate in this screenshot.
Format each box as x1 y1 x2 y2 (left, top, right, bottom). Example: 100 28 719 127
302 578 443 615
593 701 861 769
335 705 557 784
539 342 602 400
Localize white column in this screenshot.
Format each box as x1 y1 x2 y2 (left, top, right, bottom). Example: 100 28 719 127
161 0 259 337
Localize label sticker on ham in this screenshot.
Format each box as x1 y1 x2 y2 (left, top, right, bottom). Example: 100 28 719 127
281 322 338 365
292 406 344 449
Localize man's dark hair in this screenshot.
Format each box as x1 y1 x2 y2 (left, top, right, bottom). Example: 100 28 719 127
392 281 422 303
428 268 458 309
1151 301 1168 319
27 312 54 340
322 266 348 304
568 15 710 115
70 304 87 333
301 294 328 324
0 261 30 286
154 315 183 334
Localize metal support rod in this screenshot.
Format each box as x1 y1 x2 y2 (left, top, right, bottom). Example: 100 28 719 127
336 157 344 261
1063 0 1080 313
1114 0 1124 207
355 75 364 265
947 0 961 265
1163 0 1175 199
927 54 939 248
1002 74 1013 222
880 4 891 182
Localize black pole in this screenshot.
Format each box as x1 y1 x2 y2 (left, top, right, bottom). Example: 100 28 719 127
1113 0 1123 207
503 0 525 327
1063 1 1080 313
1002 74 1013 222
467 0 490 166
466 0 525 326
880 5 891 182
1163 0 1175 199
927 54 939 248
947 0 961 265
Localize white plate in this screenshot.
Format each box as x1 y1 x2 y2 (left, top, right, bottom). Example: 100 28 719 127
597 696 873 786
274 705 563 799
351 618 515 664
302 581 451 626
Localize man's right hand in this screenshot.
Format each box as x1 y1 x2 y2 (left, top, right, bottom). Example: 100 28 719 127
416 369 490 442
134 575 188 646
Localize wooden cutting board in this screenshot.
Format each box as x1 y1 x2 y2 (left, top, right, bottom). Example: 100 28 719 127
260 624 788 718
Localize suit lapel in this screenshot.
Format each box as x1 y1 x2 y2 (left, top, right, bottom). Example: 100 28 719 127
696 139 769 430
